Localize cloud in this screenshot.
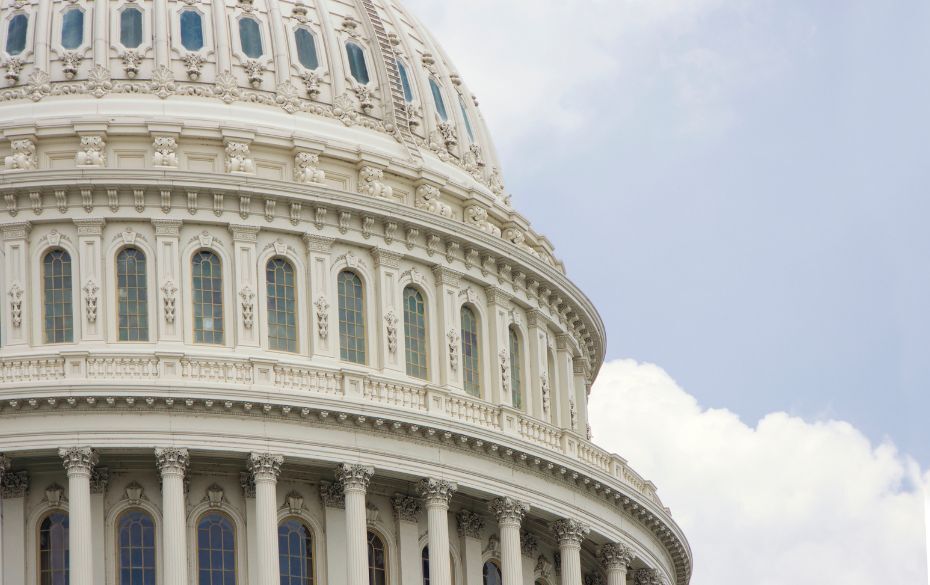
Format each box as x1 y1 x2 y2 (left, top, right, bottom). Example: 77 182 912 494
589 360 926 585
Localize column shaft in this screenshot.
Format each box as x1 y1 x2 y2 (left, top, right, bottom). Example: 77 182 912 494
419 479 457 585
337 464 374 585
607 566 627 585
59 448 97 585
250 453 283 585
156 448 189 585
489 498 529 585
559 541 582 585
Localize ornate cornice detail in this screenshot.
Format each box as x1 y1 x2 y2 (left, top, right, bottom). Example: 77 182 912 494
154 447 190 476
416 478 457 507
319 481 345 509
303 233 335 253
89 466 110 494
585 573 605 585
229 224 260 242
151 218 182 237
0 221 31 240
488 497 529 524
0 469 28 498
552 518 590 545
456 509 485 538
391 493 421 522
58 446 98 475
247 452 283 482
599 542 634 571
72 218 106 236
370 247 402 269
335 463 374 492
634 568 663 585
432 265 462 287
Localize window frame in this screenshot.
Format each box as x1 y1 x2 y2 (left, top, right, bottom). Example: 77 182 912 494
115 508 157 585
169 3 213 59
460 305 482 397
344 40 371 85
265 256 299 354
403 285 429 380
286 23 326 75
481 560 503 585
195 511 239 585
3 12 30 57
337 269 367 365
110 1 152 56
367 529 389 585
115 246 151 343
190 248 226 346
236 15 265 59
59 6 86 51
37 510 70 585
118 5 145 49
41 247 76 345
278 516 316 585
396 59 415 103
508 325 523 410
178 9 206 52
293 26 320 71
429 78 449 122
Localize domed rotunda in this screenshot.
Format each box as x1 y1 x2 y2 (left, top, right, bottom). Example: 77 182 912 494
0 1 691 585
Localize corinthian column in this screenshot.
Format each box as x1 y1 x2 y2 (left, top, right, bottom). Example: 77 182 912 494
552 518 590 585
417 479 458 585
599 543 634 585
249 453 284 585
59 447 98 585
155 448 189 585
488 497 529 585
336 463 374 585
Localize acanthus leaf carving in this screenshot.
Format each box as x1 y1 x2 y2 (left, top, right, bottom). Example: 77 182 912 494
4 139 36 171
161 280 178 324
384 311 398 354
447 330 460 371
8 283 23 327
239 286 255 329
294 151 326 184
83 278 100 323
314 296 329 339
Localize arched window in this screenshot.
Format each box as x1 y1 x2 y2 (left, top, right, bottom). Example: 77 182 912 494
459 97 475 142
239 17 263 58
61 9 84 50
279 518 314 585
338 271 366 364
421 546 456 585
43 249 74 344
6 14 27 56
197 513 236 585
117 510 156 585
120 7 143 48
266 258 297 353
460 306 481 396
367 531 387 585
295 28 319 70
117 248 149 342
482 561 502 585
429 79 448 121
403 286 428 379
39 512 69 585
180 10 204 51
509 326 522 409
192 251 224 345
396 60 413 103
346 42 369 85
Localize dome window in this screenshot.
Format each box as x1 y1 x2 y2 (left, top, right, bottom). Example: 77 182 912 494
403 286 428 380
239 17 263 58
120 7 143 48
43 249 74 344
461 305 481 396
429 78 448 121
294 28 319 70
180 10 204 51
5 14 28 56
61 9 84 50
266 258 298 353
345 41 369 85
396 59 413 103
338 270 366 365
459 96 475 142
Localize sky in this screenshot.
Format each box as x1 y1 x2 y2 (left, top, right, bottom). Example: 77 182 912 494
403 1 929 583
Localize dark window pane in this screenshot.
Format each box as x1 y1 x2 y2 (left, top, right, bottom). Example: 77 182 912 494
6 14 27 56
120 8 143 48
239 17 263 58
61 9 84 50
180 11 204 51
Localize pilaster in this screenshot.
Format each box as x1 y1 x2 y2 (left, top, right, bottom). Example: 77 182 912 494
457 510 485 585
152 219 183 342
304 234 335 357
230 225 260 347
432 265 462 389
485 286 511 406
1 468 27 585
73 219 105 342
1 222 31 346
372 247 404 374
393 494 423 585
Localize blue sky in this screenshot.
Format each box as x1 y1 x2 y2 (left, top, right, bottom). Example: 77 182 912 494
406 0 930 465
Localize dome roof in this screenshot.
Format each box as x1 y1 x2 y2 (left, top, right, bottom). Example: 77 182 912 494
0 0 504 198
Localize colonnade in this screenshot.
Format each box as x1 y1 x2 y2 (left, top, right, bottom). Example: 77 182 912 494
0 449 646 585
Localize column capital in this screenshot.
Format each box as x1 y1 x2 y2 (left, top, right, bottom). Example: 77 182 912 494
248 453 284 482
416 478 458 507
599 543 634 571
319 481 345 508
634 568 664 585
336 463 374 493
90 466 110 494
0 453 10 482
391 493 421 522
551 518 590 545
488 497 530 525
370 247 402 269
59 447 98 476
456 509 485 538
155 447 190 476
0 469 29 498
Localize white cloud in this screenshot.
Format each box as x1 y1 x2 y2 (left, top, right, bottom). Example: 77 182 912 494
589 359 926 585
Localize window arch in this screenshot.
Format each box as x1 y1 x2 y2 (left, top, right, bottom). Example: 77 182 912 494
61 8 84 50
120 7 143 48
192 251 224 345
43 249 74 344
180 10 204 51
117 509 156 585
338 270 366 364
279 518 314 585
239 17 263 58
509 326 522 409
38 511 69 585
116 248 149 342
294 28 319 70
367 530 387 585
459 96 475 142
266 257 297 353
346 42 369 84
396 60 413 103
429 79 448 121
460 306 481 396
197 513 236 585
403 286 428 380
482 561 502 585
6 14 27 56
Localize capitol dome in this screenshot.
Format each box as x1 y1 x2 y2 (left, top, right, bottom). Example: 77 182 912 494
0 1 691 585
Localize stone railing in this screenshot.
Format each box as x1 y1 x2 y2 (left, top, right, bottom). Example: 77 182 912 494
0 352 664 509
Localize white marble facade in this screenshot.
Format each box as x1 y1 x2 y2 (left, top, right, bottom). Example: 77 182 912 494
0 1 690 584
